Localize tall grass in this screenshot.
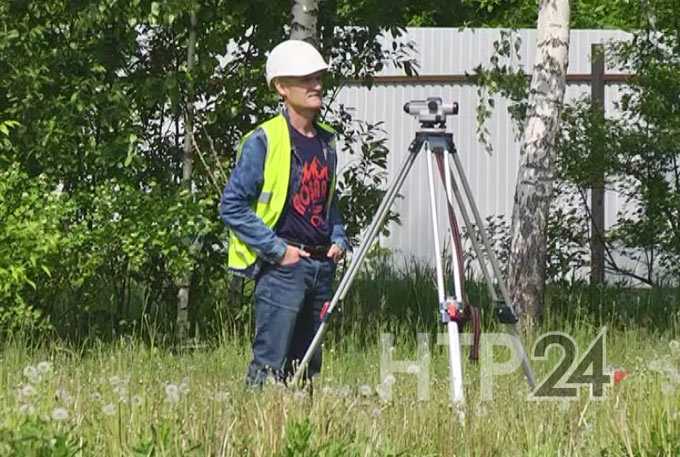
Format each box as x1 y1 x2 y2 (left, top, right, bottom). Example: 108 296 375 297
1 256 679 456
2 321 679 456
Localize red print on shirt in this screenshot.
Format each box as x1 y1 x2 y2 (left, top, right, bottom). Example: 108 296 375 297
292 157 329 228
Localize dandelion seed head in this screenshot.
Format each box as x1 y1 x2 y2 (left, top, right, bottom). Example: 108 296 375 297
91 392 102 402
18 384 37 399
294 391 306 401
37 361 52 374
407 364 420 374
114 385 128 399
102 403 116 416
649 359 670 373
375 383 390 402
19 404 35 415
371 407 381 418
23 366 40 383
165 384 180 403
383 374 396 385
670 340 680 354
337 385 351 398
358 384 372 397
662 383 677 395
51 407 68 421
131 395 143 406
56 388 73 405
213 391 230 402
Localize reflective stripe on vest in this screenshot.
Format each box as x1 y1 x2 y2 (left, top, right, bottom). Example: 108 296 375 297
227 114 335 271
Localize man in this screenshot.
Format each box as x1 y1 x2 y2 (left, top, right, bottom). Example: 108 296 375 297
219 39 350 388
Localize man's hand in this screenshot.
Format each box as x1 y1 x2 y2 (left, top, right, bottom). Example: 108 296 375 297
326 244 344 263
280 245 310 266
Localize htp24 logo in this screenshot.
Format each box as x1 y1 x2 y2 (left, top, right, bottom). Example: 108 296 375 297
378 327 616 402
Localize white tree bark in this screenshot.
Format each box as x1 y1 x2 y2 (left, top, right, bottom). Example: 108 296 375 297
176 10 197 341
509 0 571 323
290 0 319 44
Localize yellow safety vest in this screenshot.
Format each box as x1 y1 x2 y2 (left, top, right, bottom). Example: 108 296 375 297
227 113 336 271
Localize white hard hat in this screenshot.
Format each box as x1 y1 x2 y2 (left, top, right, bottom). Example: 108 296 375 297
265 40 329 87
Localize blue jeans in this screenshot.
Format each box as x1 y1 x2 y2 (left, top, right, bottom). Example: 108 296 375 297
246 257 336 387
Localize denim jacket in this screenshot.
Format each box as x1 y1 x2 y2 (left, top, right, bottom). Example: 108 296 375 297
219 112 350 278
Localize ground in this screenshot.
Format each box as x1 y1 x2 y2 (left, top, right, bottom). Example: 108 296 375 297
1 322 679 456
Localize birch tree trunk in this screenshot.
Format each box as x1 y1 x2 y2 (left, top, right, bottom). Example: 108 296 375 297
508 0 571 324
176 10 197 341
290 0 319 44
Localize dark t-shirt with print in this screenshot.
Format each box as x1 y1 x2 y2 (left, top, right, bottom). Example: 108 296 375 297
275 127 331 245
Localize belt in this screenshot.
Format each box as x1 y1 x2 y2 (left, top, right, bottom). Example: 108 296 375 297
283 239 331 258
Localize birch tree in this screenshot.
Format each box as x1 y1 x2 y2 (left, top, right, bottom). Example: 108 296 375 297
290 0 319 44
508 0 571 323
176 10 198 341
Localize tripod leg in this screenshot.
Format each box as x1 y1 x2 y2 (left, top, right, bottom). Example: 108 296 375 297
448 153 536 389
426 146 464 406
291 145 421 386
449 154 514 314
439 156 498 304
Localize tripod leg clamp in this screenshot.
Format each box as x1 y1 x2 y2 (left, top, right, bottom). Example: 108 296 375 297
440 297 464 323
495 302 519 324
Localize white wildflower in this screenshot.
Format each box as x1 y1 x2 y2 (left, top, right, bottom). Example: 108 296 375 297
662 383 677 395
670 340 680 354
102 403 117 416
383 374 396 386
213 391 230 402
114 385 128 400
294 390 306 401
337 385 351 398
358 384 372 397
18 384 37 400
375 383 391 402
165 384 180 404
19 404 35 415
37 361 52 374
51 407 68 421
179 377 190 395
23 366 40 383
321 386 333 396
56 388 73 405
407 364 420 374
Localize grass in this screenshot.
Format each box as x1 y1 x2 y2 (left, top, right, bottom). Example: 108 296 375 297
2 256 679 455
1 318 679 456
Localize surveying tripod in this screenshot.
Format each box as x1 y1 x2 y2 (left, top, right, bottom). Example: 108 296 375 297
292 97 536 403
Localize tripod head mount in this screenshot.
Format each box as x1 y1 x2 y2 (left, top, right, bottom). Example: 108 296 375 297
404 97 459 129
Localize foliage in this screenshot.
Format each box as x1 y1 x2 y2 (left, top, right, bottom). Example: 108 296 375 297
468 0 680 287
0 0 416 337
0 418 82 457
1 311 680 455
0 158 67 334
556 0 680 285
471 29 529 155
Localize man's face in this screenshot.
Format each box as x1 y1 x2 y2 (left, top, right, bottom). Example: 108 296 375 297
274 71 324 112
